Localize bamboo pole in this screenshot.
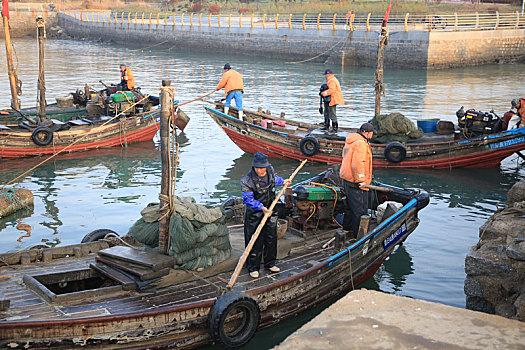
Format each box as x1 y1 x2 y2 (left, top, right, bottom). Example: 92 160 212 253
374 0 391 118
3 13 20 109
36 16 47 121
158 80 174 254
226 159 308 291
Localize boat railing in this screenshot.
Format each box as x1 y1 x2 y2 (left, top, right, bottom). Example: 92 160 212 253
57 8 525 32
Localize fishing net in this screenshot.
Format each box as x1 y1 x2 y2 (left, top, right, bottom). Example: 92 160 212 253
0 188 34 218
128 196 231 270
370 112 424 144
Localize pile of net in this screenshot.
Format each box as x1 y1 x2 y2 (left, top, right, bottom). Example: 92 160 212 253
128 196 231 270
0 188 34 218
370 112 424 144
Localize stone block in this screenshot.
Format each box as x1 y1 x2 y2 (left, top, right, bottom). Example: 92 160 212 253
465 251 515 276
507 178 525 205
464 276 483 297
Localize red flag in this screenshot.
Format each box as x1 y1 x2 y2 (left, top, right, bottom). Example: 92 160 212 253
2 0 9 20
381 0 392 28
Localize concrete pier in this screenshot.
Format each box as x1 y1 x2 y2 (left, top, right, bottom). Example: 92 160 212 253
275 289 525 349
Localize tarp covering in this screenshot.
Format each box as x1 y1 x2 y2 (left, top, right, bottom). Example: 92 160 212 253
370 112 424 144
128 197 231 270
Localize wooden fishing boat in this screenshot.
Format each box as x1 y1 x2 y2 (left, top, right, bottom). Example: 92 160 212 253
204 103 525 169
0 167 429 348
0 107 162 159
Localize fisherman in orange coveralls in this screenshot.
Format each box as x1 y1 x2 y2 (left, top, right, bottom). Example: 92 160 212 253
320 69 344 133
216 63 244 119
339 122 375 238
119 64 135 91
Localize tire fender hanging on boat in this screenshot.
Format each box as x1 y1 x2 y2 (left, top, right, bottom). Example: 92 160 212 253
208 291 260 348
300 135 320 156
384 142 407 163
31 126 53 146
81 229 118 243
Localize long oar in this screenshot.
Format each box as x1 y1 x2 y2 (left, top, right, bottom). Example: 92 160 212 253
226 159 308 291
174 90 216 108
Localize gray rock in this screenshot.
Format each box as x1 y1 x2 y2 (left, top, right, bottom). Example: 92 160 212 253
495 303 515 319
465 251 515 276
464 276 484 297
506 243 525 261
514 294 525 321
466 296 495 314
507 178 525 205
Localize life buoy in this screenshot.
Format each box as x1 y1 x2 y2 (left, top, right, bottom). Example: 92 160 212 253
384 142 407 163
81 229 118 243
208 291 260 348
300 136 320 156
31 126 53 146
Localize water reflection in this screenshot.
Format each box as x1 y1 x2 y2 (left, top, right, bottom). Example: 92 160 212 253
373 245 414 293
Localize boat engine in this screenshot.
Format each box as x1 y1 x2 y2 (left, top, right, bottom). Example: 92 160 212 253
105 91 135 116
456 107 503 135
286 184 344 231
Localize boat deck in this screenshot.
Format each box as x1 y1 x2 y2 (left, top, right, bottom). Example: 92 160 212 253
0 227 339 323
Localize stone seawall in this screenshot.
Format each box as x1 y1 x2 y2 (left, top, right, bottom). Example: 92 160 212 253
0 10 55 38
58 14 525 69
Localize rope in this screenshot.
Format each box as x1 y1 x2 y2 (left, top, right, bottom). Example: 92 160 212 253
101 232 140 248
286 35 348 64
189 270 222 291
129 39 171 52
0 88 161 191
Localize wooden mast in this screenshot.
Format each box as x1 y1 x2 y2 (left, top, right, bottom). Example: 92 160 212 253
36 16 47 121
2 1 20 110
158 80 174 254
374 0 392 118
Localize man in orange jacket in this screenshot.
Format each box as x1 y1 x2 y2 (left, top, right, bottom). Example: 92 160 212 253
511 98 524 128
320 69 344 133
216 63 244 119
339 122 375 238
119 64 135 91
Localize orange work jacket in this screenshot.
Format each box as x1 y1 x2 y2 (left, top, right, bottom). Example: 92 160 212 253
339 132 372 189
323 74 344 106
216 69 244 96
517 98 525 119
122 68 135 90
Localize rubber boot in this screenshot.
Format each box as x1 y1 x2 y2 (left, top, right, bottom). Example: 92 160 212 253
238 110 243 120
224 107 229 115
329 122 338 134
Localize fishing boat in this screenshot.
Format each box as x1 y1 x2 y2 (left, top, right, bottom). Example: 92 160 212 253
0 81 429 349
204 102 525 169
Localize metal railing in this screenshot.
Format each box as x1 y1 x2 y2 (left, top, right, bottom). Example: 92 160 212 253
56 8 525 32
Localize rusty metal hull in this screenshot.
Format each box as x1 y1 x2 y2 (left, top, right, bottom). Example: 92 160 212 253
0 185 429 348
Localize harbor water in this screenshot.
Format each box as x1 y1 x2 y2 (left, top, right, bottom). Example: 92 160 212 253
0 38 524 348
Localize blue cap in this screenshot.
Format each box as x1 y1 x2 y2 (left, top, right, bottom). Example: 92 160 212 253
224 63 231 70
252 152 270 168
324 69 333 75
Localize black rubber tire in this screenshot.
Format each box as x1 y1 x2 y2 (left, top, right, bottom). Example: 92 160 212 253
81 229 118 243
208 291 260 349
300 136 320 156
31 126 53 146
384 142 407 163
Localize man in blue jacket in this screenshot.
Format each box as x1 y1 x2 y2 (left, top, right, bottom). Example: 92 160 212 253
240 152 291 278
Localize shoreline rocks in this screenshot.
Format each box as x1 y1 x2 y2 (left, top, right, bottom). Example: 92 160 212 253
464 177 525 321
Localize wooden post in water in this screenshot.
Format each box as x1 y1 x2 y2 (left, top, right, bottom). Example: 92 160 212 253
3 11 20 109
36 16 47 121
374 0 392 118
158 80 174 255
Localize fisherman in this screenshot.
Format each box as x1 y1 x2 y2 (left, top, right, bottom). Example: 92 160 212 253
339 122 375 239
240 152 291 278
319 83 331 131
216 63 244 119
510 98 524 128
119 64 135 91
320 69 344 133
